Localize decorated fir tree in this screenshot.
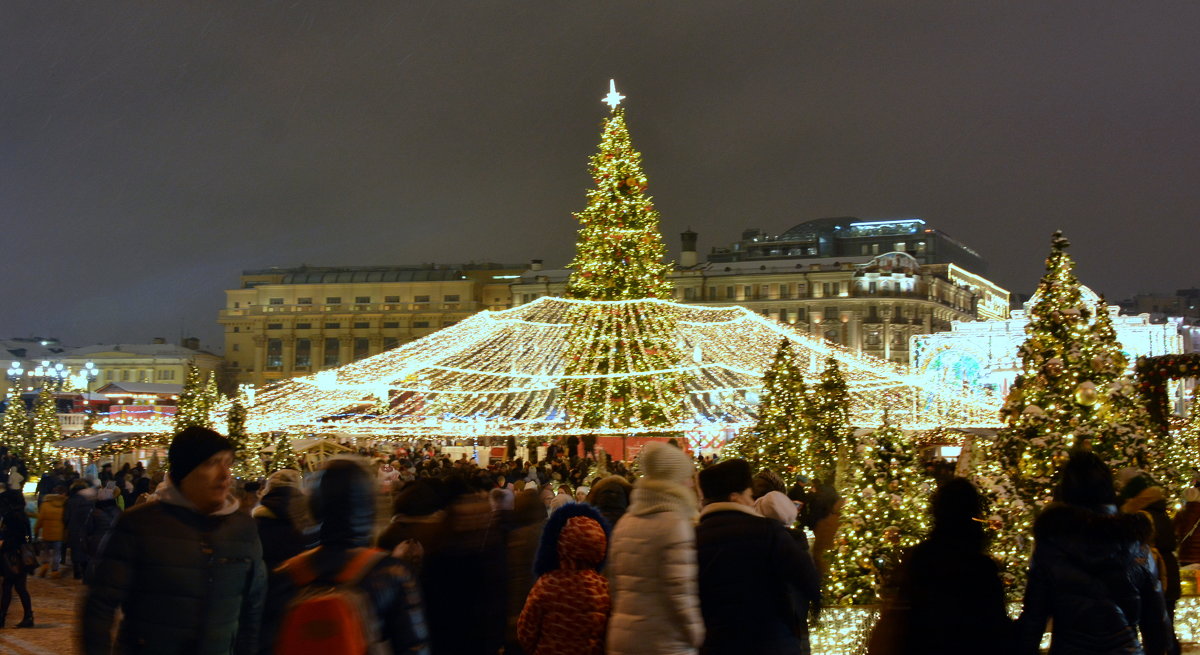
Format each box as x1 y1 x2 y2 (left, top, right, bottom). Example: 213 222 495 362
172 365 213 433
26 388 62 476
811 357 852 484
997 232 1150 507
0 389 29 454
825 423 931 605
558 81 686 429
1161 389 1200 499
969 436 1031 597
227 388 266 480
269 434 300 473
724 340 816 476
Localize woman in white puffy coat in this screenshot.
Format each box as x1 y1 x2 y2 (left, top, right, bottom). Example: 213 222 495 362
606 442 704 654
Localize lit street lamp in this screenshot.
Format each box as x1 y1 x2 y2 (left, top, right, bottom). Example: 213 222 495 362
33 360 68 390
5 362 23 386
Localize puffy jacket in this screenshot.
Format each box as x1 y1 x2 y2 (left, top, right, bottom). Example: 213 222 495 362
252 486 308 570
606 479 704 655
695 502 819 655
65 490 94 541
81 484 266 655
85 499 122 558
1173 502 1200 565
1016 503 1169 655
518 504 610 655
36 493 66 542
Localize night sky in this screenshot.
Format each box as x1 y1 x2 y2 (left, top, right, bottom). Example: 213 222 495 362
4 2 1198 353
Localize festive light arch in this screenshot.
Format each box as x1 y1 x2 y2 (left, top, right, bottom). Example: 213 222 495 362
1136 353 1200 433
233 296 1001 438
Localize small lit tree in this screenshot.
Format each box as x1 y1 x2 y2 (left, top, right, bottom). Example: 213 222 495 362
724 340 816 476
0 389 30 455
269 434 300 472
172 365 212 433
227 388 266 480
26 388 62 476
810 357 852 484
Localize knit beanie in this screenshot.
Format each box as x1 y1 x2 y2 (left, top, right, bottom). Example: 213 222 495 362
699 458 753 502
168 426 234 485
639 441 695 486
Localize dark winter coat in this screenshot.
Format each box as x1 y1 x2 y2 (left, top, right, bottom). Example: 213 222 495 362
260 461 429 655
695 503 820 655
1173 501 1200 566
1121 487 1181 604
81 488 266 655
894 526 1014 655
0 505 32 578
64 490 94 551
85 499 122 558
252 487 307 570
1016 503 1169 655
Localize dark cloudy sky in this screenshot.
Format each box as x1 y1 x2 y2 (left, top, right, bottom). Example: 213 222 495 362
3 2 1198 353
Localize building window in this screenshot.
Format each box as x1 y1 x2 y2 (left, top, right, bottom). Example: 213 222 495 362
383 337 399 350
895 242 907 252
684 288 696 300
414 295 430 303
915 241 927 255
822 282 835 298
383 321 400 329
866 331 881 346
796 308 807 321
444 294 460 302
121 370 130 381
324 322 340 329
298 297 313 305
860 244 870 255
707 286 716 300
871 243 880 255
295 339 311 368
266 339 282 368
825 307 839 322
353 322 370 329
232 327 239 333
869 282 877 294
355 296 371 304
354 338 370 360
824 328 840 343
384 295 400 303
324 338 340 366
295 323 312 329
269 298 283 305
325 297 341 304
267 323 283 330
413 321 430 329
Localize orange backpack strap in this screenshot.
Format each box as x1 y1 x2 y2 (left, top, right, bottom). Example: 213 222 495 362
276 548 322 587
334 548 387 585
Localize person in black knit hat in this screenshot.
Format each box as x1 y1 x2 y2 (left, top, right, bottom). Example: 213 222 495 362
695 458 820 655
81 426 266 655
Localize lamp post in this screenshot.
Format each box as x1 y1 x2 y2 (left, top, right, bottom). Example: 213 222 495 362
81 361 99 414
33 360 68 391
5 362 23 387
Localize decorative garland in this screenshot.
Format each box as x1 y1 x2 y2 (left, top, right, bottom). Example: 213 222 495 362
1136 354 1200 432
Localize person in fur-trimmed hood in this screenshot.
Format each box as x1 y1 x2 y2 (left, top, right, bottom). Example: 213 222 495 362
606 441 704 655
1016 452 1170 655
695 459 819 655
1119 471 1181 654
517 503 611 655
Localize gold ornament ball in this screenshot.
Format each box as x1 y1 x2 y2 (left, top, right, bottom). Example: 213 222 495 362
1074 381 1098 406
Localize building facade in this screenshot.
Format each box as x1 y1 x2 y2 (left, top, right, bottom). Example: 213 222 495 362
514 218 1009 365
220 264 522 386
61 341 223 389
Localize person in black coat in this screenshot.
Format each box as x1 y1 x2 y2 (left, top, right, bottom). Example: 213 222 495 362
0 489 33 628
262 458 429 655
886 477 1013 655
84 490 122 563
81 427 266 655
252 479 308 571
696 459 820 655
63 479 95 579
1016 451 1170 655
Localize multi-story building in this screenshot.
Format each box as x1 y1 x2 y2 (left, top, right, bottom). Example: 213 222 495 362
1 337 67 396
1121 288 1200 323
220 263 523 386
60 340 222 389
513 218 1009 365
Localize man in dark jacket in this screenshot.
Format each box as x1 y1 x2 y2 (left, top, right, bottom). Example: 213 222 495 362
81 427 266 655
262 458 429 655
695 459 820 655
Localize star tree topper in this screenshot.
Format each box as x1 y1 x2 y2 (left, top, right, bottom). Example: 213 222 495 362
603 79 625 109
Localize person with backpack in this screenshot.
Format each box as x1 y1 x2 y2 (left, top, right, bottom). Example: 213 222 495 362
264 457 429 655
81 427 266 655
516 503 611 655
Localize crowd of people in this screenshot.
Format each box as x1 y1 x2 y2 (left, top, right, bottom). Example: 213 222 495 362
0 430 1194 654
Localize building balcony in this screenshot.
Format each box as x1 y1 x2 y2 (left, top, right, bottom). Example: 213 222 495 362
219 301 479 320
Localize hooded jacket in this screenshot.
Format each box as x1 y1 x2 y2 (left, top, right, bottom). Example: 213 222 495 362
261 459 429 655
1016 503 1169 655
606 478 704 655
80 478 266 655
517 503 610 655
251 486 308 570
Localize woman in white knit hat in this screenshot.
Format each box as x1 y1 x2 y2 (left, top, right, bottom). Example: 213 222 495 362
606 441 704 654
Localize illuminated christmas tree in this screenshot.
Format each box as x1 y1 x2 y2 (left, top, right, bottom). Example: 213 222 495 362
0 390 29 455
969 436 1031 598
825 423 930 605
1161 389 1200 499
227 388 266 480
172 365 213 433
724 339 815 476
997 232 1149 507
559 81 686 429
26 388 62 476
811 357 852 484
269 434 300 472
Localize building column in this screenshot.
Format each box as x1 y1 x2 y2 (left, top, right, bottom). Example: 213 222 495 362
251 336 267 386
883 319 892 361
281 337 296 374
369 336 385 357
848 313 862 353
